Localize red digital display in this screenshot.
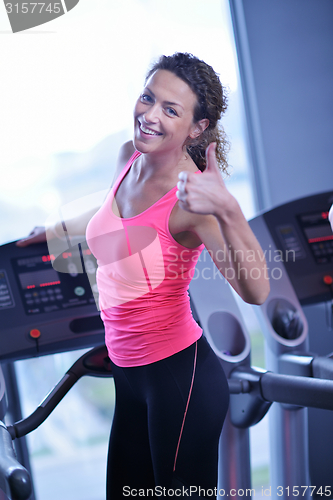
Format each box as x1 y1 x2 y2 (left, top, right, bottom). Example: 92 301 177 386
299 209 333 264
18 269 60 290
308 235 333 244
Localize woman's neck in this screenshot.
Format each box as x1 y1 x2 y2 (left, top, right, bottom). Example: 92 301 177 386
134 147 191 183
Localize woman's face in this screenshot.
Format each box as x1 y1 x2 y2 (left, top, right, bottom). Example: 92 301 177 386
133 69 201 156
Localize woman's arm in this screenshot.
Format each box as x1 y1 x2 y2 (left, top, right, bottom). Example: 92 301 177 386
16 205 102 247
176 143 270 305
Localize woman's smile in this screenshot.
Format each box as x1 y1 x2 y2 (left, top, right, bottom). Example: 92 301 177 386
138 119 163 137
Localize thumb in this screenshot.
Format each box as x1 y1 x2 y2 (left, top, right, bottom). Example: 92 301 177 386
205 142 219 172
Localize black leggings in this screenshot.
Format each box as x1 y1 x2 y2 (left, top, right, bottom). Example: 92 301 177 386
107 335 229 499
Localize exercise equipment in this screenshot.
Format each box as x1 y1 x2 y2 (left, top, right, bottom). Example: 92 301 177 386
2 342 333 500
0 239 105 500
0 240 104 362
0 346 111 500
189 240 333 500
249 190 333 499
1 191 333 500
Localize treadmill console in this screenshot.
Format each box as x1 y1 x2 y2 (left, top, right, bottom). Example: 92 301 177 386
250 191 333 305
0 240 104 362
297 209 333 265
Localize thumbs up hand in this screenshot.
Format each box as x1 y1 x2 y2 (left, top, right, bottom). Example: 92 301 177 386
176 143 270 305
176 143 232 217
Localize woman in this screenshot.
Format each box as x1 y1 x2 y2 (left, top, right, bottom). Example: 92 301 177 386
18 53 270 498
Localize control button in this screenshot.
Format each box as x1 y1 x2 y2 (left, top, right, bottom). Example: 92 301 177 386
85 260 96 274
323 275 333 286
68 263 78 277
44 305 58 312
74 286 85 297
29 329 41 339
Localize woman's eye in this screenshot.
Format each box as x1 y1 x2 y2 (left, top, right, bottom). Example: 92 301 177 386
140 94 152 103
166 107 177 116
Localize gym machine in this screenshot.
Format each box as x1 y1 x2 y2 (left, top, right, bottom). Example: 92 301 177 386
249 190 333 499
1 189 333 499
0 239 105 500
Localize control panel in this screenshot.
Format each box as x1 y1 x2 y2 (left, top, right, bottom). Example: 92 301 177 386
250 191 333 305
0 240 104 362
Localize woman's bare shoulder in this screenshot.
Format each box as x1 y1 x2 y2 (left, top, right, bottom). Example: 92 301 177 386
117 140 136 167
111 141 135 187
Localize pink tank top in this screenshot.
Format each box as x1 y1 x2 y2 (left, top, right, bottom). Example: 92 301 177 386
86 151 204 367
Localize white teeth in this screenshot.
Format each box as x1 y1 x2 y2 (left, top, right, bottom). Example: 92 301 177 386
140 123 159 135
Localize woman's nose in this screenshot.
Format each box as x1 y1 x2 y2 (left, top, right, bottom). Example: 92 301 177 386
143 105 159 124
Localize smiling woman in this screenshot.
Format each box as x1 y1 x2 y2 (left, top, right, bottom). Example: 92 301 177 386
4 1 263 499
17 51 269 499
15 53 269 500
84 52 269 498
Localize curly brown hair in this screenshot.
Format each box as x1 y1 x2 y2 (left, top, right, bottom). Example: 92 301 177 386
145 52 229 174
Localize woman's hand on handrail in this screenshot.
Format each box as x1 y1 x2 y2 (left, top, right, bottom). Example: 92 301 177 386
16 226 47 247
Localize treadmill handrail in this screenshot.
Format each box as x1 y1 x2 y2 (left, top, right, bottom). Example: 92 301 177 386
261 371 333 410
0 422 32 500
8 345 112 440
231 366 333 410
